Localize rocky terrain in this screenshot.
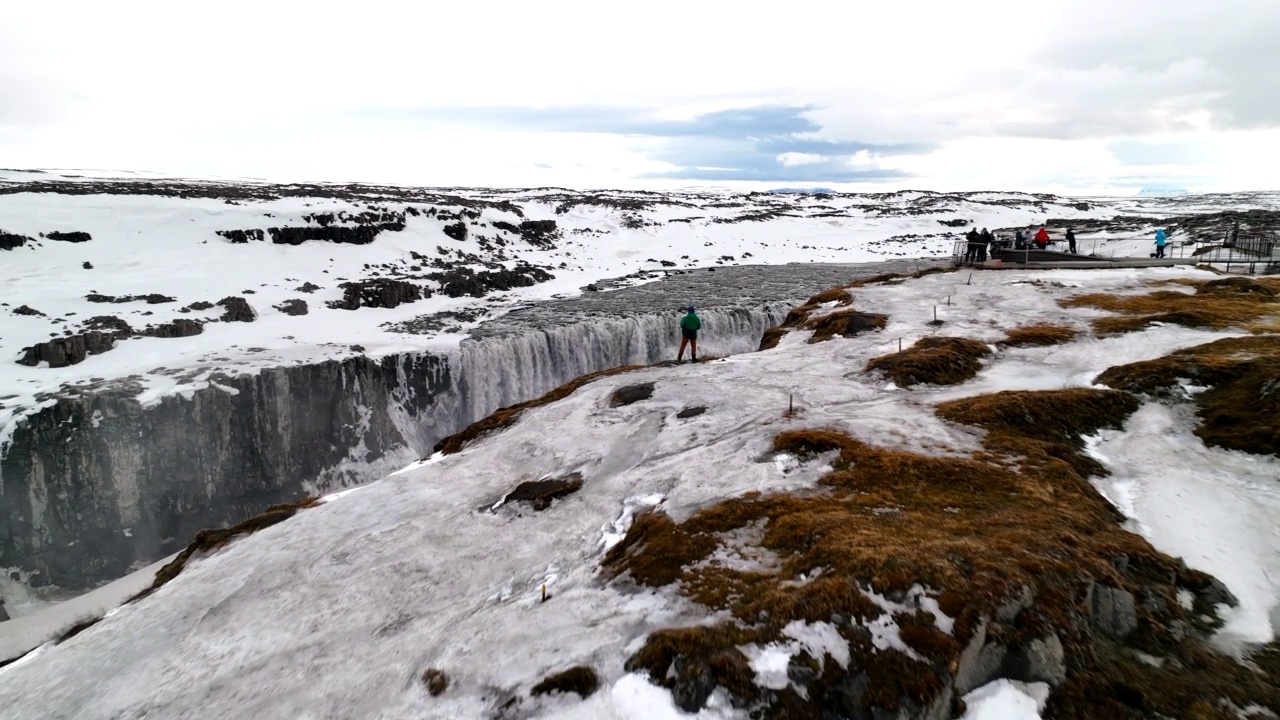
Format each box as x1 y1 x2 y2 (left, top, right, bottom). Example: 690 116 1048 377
1 263 1276 720
1 173 1278 600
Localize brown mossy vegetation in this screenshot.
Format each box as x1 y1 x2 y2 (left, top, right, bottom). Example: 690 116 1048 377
422 668 449 696
434 365 646 454
1095 334 1280 458
127 496 322 604
864 336 992 386
999 323 1080 348
1061 276 1280 336
531 666 601 698
802 309 889 344
605 390 1279 718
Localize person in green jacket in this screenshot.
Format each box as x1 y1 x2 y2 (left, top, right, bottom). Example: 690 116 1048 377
678 306 701 362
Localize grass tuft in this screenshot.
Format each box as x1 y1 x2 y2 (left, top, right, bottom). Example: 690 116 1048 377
1095 335 1280 458
531 666 600 698
803 309 889 344
998 323 1080 348
1061 279 1280 336
865 337 992 386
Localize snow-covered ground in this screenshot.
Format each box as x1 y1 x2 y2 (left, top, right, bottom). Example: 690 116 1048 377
4 179 1276 455
1 264 1274 719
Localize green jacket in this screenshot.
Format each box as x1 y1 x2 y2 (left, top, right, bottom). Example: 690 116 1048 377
680 313 701 331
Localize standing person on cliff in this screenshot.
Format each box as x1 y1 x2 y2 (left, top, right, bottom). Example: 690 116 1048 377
1034 226 1051 249
678 306 701 363
1066 228 1078 254
1154 228 1168 258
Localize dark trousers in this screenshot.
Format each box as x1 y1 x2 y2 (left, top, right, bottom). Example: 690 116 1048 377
1155 245 1166 258
1068 240 1077 253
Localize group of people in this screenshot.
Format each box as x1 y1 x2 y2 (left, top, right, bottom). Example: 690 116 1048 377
966 225 1081 261
964 224 1176 261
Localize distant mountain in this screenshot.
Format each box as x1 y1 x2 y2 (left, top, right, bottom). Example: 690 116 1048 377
1137 185 1189 197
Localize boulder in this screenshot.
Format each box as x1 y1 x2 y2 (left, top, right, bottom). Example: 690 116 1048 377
82 261 93 269
1196 578 1239 609
953 618 1007 695
421 668 448 697
611 382 655 407
143 319 204 338
217 296 257 322
45 231 91 243
274 299 309 316
670 657 715 713
0 232 31 250
17 332 116 368
442 221 467 241
501 474 583 511
1088 583 1138 640
676 406 707 419
81 316 133 335
295 282 321 294
1006 633 1067 687
13 305 45 317
327 280 424 311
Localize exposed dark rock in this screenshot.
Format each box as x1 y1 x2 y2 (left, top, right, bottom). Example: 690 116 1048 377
326 280 425 310
1 352 454 590
671 657 715 713
442 221 467 241
216 229 265 243
13 305 44 317
611 382 655 407
274 299 309 316
295 282 321 294
217 296 256 322
1006 633 1067 687
954 618 1007 695
81 316 133 335
531 666 599 698
45 231 92 243
1194 577 1239 609
184 301 214 312
86 293 176 305
996 584 1035 624
1088 583 1139 640
676 406 707 419
429 266 554 299
16 332 117 368
501 473 584 511
0 598 8 623
143 319 204 338
82 261 93 269
422 668 448 696
0 231 32 250
517 220 558 247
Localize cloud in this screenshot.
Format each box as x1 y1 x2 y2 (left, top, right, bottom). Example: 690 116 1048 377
391 104 928 182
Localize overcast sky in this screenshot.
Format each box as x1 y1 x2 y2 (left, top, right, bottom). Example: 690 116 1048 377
3 0 1278 194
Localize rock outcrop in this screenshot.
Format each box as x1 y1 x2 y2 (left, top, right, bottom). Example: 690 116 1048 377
217 296 256 322
45 231 92 242
0 352 452 590
274 299 309 316
16 332 118 368
0 231 32 250
326 280 425 310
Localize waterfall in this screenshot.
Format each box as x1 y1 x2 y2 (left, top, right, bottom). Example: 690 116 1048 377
448 304 789 429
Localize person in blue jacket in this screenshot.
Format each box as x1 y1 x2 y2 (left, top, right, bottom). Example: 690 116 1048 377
1154 228 1168 258
678 307 701 362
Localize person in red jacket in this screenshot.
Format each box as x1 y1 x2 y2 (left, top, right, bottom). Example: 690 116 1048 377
1034 226 1050 249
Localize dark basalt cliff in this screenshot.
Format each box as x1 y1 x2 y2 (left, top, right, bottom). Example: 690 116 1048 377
0 353 450 590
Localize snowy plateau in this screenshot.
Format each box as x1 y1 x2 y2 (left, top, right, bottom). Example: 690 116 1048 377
0 171 1278 720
